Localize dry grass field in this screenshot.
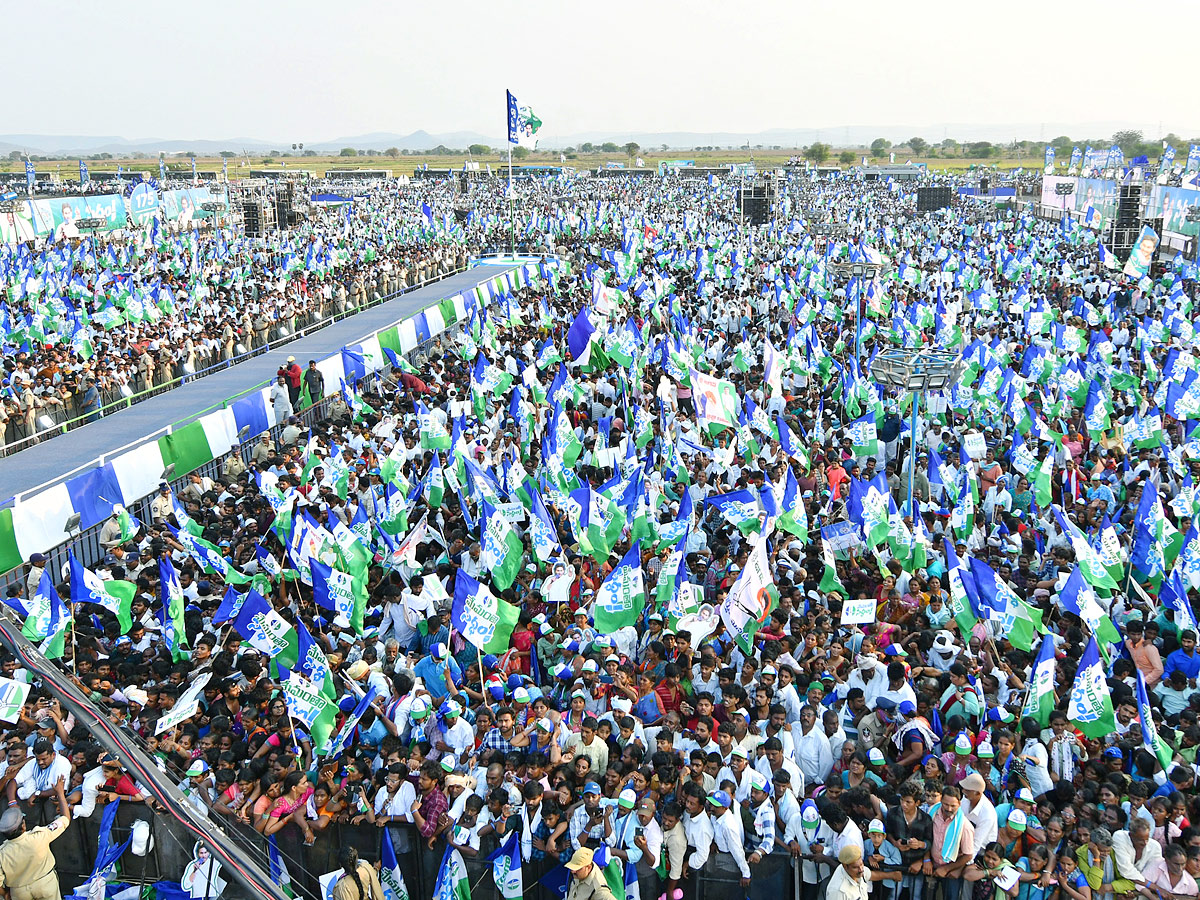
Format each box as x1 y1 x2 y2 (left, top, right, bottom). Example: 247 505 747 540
0 148 1033 182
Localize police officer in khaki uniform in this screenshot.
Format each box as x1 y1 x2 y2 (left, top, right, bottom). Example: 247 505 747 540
222 446 248 480
564 847 617 900
0 778 70 900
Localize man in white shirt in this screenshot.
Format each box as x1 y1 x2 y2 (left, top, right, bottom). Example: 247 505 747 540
13 741 72 803
708 791 750 885
791 705 835 787
828 845 872 900
960 772 998 849
397 576 438 649
681 788 714 875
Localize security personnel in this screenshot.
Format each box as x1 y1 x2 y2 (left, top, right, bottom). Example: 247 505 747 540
0 778 70 900
564 847 617 900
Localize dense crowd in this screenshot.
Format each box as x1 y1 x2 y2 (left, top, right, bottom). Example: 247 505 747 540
4 171 1200 900
0 183 471 451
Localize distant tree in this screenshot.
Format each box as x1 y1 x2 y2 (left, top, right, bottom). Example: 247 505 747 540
580 142 595 153
908 137 928 156
6 150 21 161
600 142 619 153
303 149 318 157
839 150 856 165
270 150 281 157
339 147 358 157
1113 129 1143 155
624 142 640 159
468 144 490 156
512 146 530 160
261 158 271 165
432 145 451 155
219 151 236 158
565 153 577 160
385 147 400 157
966 141 995 158
805 142 830 164
940 138 958 152
870 138 891 157
1050 135 1073 151
660 143 669 151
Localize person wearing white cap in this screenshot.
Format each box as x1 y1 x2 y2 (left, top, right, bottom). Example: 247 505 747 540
431 700 474 769
745 770 777 866
864 818 904 900
840 655 888 709
606 789 646 873
598 697 646 751
412 641 462 702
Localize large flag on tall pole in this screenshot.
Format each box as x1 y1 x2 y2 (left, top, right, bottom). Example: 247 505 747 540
507 90 542 149
1058 566 1121 645
310 558 356 628
1067 636 1116 739
943 540 980 637
528 486 563 565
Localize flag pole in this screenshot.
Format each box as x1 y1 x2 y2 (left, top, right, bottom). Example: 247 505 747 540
508 142 515 257
68 603 78 677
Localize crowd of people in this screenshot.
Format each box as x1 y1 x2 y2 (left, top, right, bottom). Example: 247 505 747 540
2 169 1200 900
0 181 471 452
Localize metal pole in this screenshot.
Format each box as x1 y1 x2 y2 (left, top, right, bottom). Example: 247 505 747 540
907 388 919 517
507 144 514 257
854 274 862 362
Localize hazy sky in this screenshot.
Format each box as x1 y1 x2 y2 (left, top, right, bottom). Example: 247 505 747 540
11 0 1200 142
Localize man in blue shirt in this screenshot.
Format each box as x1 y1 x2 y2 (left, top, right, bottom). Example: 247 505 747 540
1163 630 1199 687
413 642 462 701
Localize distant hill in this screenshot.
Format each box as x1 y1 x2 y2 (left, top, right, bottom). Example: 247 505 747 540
1 130 504 157
3 120 1195 157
